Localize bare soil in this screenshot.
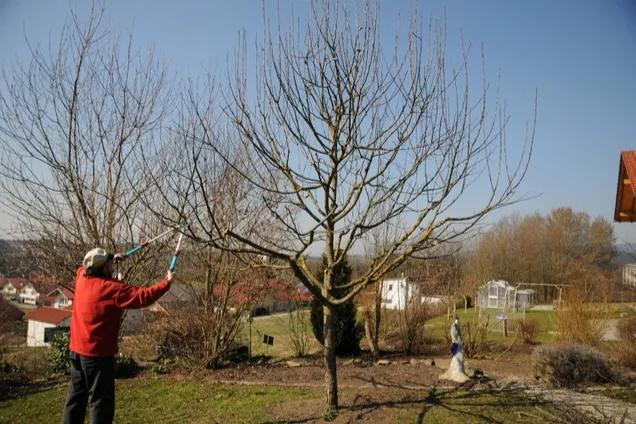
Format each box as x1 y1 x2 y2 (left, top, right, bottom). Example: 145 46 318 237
203 353 536 389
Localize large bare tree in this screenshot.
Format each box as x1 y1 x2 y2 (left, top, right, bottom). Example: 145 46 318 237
0 8 170 283
149 1 534 411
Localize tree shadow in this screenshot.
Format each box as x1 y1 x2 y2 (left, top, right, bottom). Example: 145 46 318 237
264 384 583 424
0 377 64 402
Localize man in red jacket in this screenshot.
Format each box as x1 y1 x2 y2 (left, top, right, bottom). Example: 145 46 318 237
62 247 173 424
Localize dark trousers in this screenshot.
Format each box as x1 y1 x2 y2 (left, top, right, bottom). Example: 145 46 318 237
62 352 115 424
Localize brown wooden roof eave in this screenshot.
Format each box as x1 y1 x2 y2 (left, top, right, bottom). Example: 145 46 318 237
615 151 636 222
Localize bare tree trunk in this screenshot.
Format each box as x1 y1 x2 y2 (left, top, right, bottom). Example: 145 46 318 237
323 305 338 411
373 280 382 353
363 280 382 358
364 314 378 358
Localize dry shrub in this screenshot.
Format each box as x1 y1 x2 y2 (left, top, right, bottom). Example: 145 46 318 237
554 289 608 347
3 347 50 379
460 314 490 358
532 344 623 388
381 303 430 354
397 303 430 354
120 334 157 362
616 317 636 369
150 303 245 369
514 319 538 344
287 307 312 357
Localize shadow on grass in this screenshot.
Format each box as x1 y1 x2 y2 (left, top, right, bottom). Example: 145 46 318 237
264 385 597 424
0 377 64 402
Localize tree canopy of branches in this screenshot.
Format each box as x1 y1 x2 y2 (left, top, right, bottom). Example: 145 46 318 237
146 1 534 411
465 207 614 299
0 9 170 282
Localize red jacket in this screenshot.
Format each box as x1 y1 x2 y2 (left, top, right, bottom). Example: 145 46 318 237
69 267 170 357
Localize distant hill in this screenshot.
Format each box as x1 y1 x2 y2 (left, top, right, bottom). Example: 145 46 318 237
0 239 28 276
612 243 636 267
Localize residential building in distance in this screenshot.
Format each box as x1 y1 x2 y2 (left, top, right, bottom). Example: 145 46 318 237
25 307 72 347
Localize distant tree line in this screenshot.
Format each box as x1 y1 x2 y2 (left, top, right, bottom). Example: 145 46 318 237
463 207 615 300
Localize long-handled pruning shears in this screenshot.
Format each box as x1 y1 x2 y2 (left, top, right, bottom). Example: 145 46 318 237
115 224 187 277
122 227 177 258
168 229 185 272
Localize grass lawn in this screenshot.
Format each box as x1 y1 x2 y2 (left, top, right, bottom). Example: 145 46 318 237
247 306 561 359
0 377 317 424
597 387 636 405
609 302 636 319
247 310 321 358
425 307 556 345
0 375 592 423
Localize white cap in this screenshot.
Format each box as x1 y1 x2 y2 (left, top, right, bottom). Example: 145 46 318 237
83 248 113 271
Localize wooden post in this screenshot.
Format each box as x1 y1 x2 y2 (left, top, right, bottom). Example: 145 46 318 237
503 318 508 337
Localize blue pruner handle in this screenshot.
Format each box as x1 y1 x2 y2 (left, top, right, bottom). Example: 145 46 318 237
169 255 178 272
124 245 143 257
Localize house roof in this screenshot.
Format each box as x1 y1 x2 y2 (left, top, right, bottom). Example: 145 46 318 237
47 287 75 300
26 307 72 325
158 283 194 303
39 295 57 304
382 277 409 284
3 278 57 293
212 280 312 306
1 278 28 290
483 280 510 288
615 150 636 222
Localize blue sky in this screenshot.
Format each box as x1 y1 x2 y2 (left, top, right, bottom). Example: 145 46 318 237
0 0 635 242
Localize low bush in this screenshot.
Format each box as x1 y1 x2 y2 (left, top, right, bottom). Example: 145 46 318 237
287 307 312 357
461 314 490 358
514 319 538 344
616 317 636 369
380 304 431 354
397 303 430 354
0 362 29 401
115 355 138 379
150 362 168 375
4 348 49 379
151 302 245 369
554 289 608 347
532 344 624 388
48 333 70 374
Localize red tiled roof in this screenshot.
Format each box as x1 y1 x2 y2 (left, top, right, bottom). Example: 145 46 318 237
1 278 28 289
26 307 72 325
40 295 57 304
47 287 75 300
59 287 74 299
2 278 58 294
212 280 312 305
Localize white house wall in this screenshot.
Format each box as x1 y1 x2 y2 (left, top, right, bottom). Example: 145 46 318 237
53 294 72 309
381 278 413 310
27 318 70 347
19 285 40 305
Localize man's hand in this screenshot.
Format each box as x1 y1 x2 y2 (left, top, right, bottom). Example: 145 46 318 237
113 253 124 263
166 270 175 284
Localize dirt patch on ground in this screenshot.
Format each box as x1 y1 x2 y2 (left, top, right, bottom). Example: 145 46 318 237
203 353 535 389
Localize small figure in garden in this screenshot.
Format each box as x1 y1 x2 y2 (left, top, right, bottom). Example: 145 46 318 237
62 248 174 424
439 315 470 383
